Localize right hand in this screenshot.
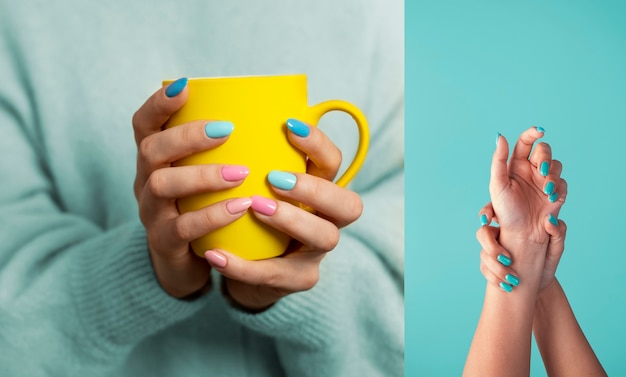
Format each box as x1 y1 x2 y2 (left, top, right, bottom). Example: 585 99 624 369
477 210 567 292
132 78 251 299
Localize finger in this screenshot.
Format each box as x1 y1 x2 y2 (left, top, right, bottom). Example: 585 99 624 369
151 198 252 253
528 142 552 178
545 214 567 257
510 126 545 163
478 202 495 226
250 196 341 252
286 119 342 181
480 261 516 293
476 225 513 267
490 133 510 198
205 248 326 292
547 178 568 214
138 119 233 172
143 164 248 201
543 160 563 201
132 77 189 144
266 172 363 227
480 249 520 289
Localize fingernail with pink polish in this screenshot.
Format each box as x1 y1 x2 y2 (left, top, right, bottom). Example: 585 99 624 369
226 197 252 214
221 165 249 181
205 250 227 269
251 196 277 216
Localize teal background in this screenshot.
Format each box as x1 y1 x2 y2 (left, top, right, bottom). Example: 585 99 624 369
406 1 626 375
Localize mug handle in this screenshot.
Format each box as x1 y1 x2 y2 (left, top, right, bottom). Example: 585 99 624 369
307 100 370 187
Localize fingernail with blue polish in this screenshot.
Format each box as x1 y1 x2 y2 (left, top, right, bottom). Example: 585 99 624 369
544 181 555 195
205 121 234 138
165 77 188 98
268 170 297 190
549 213 559 226
497 254 512 267
549 192 558 203
499 282 513 293
540 161 550 177
480 214 488 226
287 118 311 137
505 274 520 287
496 132 501 146
536 126 545 133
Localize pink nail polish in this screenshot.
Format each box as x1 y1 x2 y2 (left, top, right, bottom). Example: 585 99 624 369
221 165 250 181
226 197 252 214
205 250 227 269
251 196 277 216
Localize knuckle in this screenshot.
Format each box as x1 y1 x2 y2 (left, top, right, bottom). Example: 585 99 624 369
138 136 157 165
320 226 340 251
299 269 320 291
145 171 165 197
172 216 193 242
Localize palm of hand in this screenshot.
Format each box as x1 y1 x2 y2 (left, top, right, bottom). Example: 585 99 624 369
491 167 551 245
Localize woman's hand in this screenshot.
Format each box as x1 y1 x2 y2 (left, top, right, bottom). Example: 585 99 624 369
477 204 568 293
490 127 565 244
204 119 363 312
133 78 251 299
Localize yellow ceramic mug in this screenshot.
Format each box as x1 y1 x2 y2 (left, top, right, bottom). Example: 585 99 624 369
163 74 369 260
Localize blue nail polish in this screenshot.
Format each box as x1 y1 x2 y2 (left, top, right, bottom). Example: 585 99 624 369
496 132 501 146
540 161 550 177
165 77 188 98
549 213 559 226
499 282 513 293
544 181 555 195
505 274 520 287
205 121 234 138
549 192 558 203
536 126 545 133
480 214 488 226
497 254 511 267
287 118 311 137
268 170 297 190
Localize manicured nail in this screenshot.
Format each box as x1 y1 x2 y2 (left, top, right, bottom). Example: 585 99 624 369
499 282 513 293
205 121 234 138
535 126 545 133
165 77 187 97
540 161 550 177
549 213 559 226
287 118 311 137
480 214 489 226
497 254 511 267
268 170 296 190
496 132 501 146
251 196 277 216
544 181 555 195
221 165 249 181
226 197 252 214
505 274 520 287
205 250 227 269
549 192 558 203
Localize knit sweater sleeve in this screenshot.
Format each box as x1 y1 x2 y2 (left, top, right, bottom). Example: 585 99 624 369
0 10 206 376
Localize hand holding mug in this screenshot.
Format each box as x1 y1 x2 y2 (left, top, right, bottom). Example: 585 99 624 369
132 78 252 299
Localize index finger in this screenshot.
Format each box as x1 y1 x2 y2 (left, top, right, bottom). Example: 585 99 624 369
510 126 545 162
132 77 189 144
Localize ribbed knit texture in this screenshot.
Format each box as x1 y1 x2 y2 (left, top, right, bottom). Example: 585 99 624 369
0 0 404 375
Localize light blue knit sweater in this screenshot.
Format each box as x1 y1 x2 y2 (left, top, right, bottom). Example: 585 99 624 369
0 1 404 375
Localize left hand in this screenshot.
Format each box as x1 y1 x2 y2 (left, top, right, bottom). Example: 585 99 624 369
204 119 363 312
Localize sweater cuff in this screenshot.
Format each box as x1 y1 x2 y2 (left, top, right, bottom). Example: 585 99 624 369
221 235 363 349
71 221 207 355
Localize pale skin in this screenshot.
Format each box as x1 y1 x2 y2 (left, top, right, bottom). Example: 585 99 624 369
132 80 362 310
463 127 605 376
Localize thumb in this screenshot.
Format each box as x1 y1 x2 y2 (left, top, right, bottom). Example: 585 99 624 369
490 133 510 198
